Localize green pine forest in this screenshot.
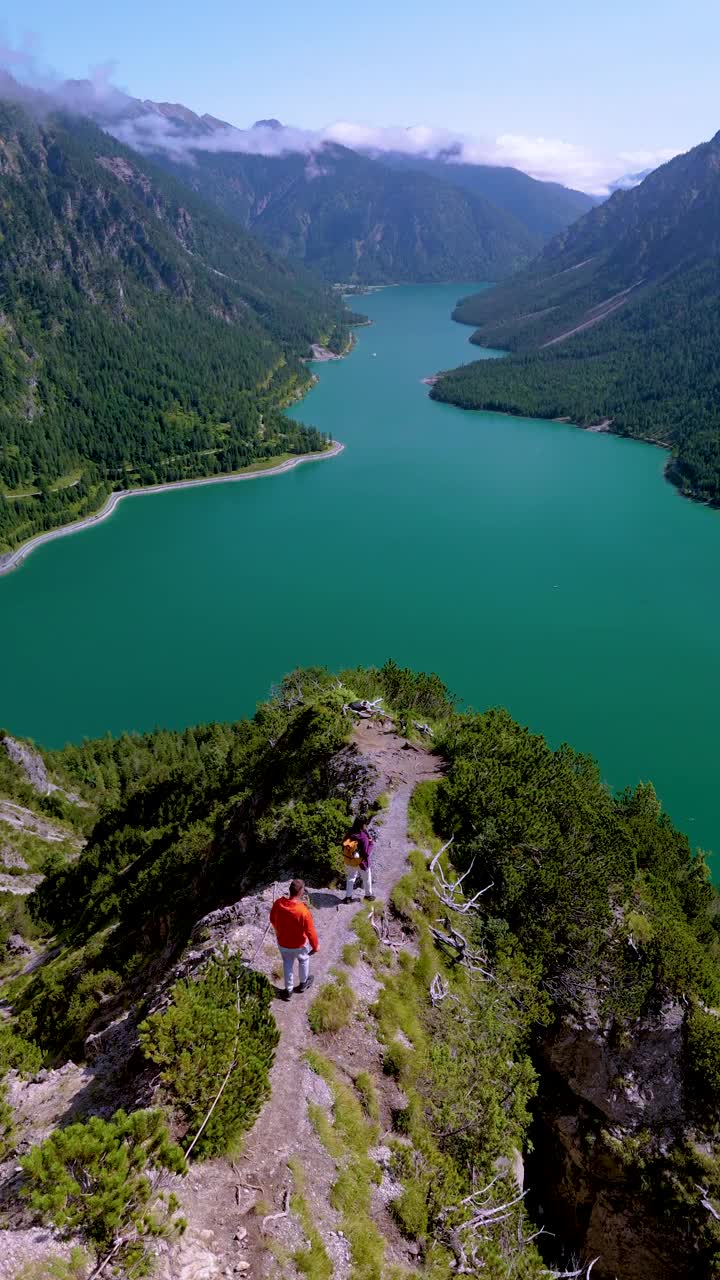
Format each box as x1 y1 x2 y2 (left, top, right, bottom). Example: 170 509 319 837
432 131 720 505
0 102 353 553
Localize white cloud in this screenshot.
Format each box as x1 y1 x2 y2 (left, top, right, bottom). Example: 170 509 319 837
108 114 678 195
0 41 682 195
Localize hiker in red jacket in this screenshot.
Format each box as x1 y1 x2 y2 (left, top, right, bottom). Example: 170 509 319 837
270 879 319 1001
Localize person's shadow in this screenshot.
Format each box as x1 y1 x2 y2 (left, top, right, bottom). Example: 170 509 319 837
306 889 342 909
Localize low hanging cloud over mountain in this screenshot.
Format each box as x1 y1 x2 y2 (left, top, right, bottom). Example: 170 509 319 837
0 44 678 195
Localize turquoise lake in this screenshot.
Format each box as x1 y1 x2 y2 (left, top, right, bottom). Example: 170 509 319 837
2 282 719 858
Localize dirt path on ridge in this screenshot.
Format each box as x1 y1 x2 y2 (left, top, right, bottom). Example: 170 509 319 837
159 721 441 1280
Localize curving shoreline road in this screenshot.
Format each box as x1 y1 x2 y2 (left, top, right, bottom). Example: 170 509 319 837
0 441 345 578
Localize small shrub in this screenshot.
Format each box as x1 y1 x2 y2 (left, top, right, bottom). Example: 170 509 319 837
307 974 355 1034
407 779 442 851
383 1040 412 1079
139 951 278 1158
687 1007 720 1125
392 1181 429 1238
0 1025 43 1075
351 908 382 963
21 1109 186 1276
0 1076 15 1160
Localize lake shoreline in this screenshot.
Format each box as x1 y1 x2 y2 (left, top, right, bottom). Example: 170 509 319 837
0 441 345 578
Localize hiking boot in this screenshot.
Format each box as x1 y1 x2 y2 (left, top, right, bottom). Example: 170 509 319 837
364 894 376 901
297 976 315 995
279 989 292 1002
343 896 355 904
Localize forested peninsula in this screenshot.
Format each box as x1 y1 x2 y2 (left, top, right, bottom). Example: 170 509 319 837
431 130 720 505
0 101 355 554
0 664 719 1279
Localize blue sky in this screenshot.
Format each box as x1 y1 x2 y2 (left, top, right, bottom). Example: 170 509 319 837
2 0 718 191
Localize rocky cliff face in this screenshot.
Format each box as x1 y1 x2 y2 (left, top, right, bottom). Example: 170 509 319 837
533 993 693 1279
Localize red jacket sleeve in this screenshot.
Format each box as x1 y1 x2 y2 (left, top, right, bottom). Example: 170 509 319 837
270 900 279 931
303 906 319 952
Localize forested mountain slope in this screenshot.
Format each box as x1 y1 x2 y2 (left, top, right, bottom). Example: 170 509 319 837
0 101 350 552
0 664 719 1279
374 149 596 238
432 129 720 503
150 140 540 284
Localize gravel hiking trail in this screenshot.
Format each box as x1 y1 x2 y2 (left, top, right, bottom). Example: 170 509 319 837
160 720 442 1280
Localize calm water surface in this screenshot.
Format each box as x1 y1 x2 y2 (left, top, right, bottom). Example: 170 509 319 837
2 284 719 858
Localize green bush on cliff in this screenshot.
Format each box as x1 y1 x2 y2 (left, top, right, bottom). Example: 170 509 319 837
687 1007 720 1126
0 1076 14 1160
21 1108 186 1275
139 951 279 1159
433 708 720 1016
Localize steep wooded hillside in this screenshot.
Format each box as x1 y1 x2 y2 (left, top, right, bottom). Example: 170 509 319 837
375 150 596 238
432 130 720 503
0 101 350 552
149 141 540 284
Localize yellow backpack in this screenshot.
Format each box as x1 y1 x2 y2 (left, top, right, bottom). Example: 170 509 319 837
342 837 360 865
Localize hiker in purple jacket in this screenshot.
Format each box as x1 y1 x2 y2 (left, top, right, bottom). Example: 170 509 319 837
343 815 375 902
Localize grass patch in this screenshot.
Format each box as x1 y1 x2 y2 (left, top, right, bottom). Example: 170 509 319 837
351 904 385 964
308 972 355 1034
407 779 442 852
342 943 360 967
308 1101 344 1160
288 1157 333 1280
304 1051 386 1280
14 1248 93 1279
355 1071 380 1123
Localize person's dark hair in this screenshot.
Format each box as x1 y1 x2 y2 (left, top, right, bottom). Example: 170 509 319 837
288 879 305 898
350 815 367 834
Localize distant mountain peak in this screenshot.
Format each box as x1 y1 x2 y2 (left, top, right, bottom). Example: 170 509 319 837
252 118 283 131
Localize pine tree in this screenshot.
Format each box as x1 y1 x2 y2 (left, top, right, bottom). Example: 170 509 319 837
139 951 279 1159
21 1109 187 1276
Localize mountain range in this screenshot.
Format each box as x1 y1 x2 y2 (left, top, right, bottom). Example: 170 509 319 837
432 130 720 503
0 72 600 285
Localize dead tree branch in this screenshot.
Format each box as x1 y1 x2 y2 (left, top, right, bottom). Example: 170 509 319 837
697 1184 720 1220
429 973 458 1006
262 1187 291 1232
435 1176 530 1273
430 917 494 980
369 908 401 950
542 1259 599 1279
429 839 493 915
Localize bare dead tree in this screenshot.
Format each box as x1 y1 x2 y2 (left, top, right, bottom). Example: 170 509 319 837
697 1184 720 1221
430 916 494 981
542 1259 600 1278
429 972 458 1006
342 697 387 722
429 839 493 915
435 1175 530 1273
369 907 402 950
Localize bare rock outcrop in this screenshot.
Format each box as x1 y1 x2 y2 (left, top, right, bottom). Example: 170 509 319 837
534 994 690 1279
1 733 84 805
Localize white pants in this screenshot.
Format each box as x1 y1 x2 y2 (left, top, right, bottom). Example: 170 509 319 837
278 942 310 993
345 866 373 897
